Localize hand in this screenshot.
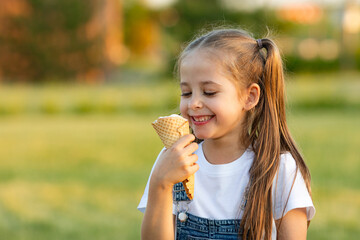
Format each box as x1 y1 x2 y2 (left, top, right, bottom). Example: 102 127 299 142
151 134 199 189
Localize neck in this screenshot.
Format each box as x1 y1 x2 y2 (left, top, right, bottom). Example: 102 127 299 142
202 137 247 165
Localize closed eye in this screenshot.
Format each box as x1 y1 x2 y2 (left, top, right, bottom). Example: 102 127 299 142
204 92 216 96
181 92 191 97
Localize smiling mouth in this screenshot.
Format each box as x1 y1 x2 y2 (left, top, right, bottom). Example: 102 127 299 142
191 115 214 125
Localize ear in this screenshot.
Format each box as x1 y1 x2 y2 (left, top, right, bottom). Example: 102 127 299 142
243 83 260 111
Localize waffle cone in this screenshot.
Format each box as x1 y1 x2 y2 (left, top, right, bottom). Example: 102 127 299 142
152 114 194 200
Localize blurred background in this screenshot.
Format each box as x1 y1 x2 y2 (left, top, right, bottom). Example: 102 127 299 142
0 0 359 239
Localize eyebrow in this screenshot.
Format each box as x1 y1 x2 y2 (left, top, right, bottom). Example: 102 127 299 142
180 81 222 87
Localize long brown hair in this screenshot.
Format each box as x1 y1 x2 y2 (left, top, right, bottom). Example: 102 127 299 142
177 28 312 240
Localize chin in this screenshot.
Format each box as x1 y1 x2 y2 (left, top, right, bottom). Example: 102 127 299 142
193 132 211 140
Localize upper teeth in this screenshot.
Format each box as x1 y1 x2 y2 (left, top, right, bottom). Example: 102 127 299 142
194 116 211 122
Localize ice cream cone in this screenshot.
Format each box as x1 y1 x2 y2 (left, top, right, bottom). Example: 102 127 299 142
152 114 195 200
151 114 189 149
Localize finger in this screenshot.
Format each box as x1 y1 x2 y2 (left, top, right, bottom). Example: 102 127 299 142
184 142 198 156
184 153 198 165
173 134 195 149
187 162 199 175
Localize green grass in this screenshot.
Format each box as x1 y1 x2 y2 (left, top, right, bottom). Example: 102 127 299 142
0 71 359 116
0 72 359 239
0 83 180 115
0 112 359 239
0 115 160 240
286 72 360 111
288 111 360 239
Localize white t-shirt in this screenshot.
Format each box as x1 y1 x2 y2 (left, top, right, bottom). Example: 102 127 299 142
138 142 315 239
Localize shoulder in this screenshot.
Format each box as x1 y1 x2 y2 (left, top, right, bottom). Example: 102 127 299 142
274 152 301 193
278 152 297 177
137 147 167 213
273 152 315 220
280 152 297 168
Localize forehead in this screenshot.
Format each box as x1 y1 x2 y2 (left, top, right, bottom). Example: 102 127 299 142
180 48 220 69
180 49 226 82
179 49 246 96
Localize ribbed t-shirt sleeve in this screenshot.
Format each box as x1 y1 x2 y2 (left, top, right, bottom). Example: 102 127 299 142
272 152 315 220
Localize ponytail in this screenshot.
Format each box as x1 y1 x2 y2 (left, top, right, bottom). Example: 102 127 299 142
240 38 283 240
241 38 311 240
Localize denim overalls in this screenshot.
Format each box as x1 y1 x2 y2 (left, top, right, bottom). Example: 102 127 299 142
173 182 244 240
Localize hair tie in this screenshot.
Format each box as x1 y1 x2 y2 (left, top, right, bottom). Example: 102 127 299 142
256 39 263 49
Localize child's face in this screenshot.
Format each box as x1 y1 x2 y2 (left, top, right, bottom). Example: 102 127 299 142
179 49 248 141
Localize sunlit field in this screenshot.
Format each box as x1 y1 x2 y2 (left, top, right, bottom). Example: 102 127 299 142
0 72 359 239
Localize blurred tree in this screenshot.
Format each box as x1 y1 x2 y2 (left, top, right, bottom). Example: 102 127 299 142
124 3 160 59
0 0 124 83
158 0 280 77
122 0 358 78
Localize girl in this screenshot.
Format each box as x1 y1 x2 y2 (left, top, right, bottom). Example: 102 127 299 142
138 28 315 240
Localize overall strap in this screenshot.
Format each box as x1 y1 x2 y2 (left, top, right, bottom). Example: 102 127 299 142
173 182 191 202
173 182 191 239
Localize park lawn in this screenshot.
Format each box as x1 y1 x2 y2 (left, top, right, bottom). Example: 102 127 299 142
0 71 359 116
0 110 359 240
0 114 161 240
288 110 360 240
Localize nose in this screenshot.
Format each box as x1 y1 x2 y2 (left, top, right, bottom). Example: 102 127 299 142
188 93 203 110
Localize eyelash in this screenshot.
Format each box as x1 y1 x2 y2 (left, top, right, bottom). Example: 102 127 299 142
204 92 216 96
181 92 191 97
180 92 217 97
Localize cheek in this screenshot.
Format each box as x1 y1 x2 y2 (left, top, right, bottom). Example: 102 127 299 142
207 99 223 113
179 100 188 118
210 98 241 117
